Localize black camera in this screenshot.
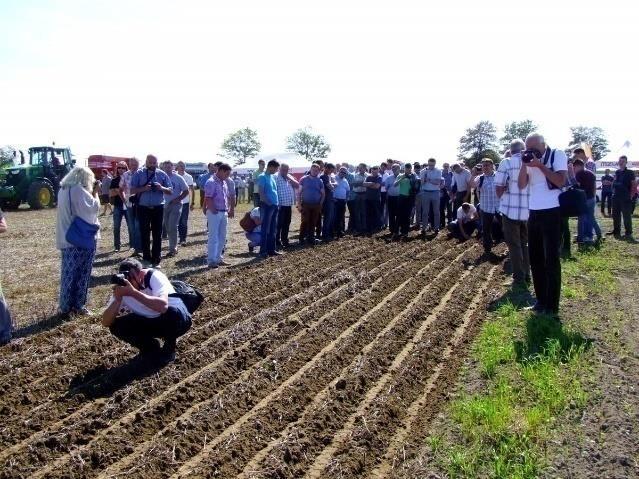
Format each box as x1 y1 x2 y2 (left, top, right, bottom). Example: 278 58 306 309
522 149 543 163
110 273 129 286
150 183 158 192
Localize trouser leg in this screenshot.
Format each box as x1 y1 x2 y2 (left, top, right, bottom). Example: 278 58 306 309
178 203 190 243
150 206 164 264
167 203 182 253
481 211 494 252
138 206 152 261
612 197 622 234
502 216 527 283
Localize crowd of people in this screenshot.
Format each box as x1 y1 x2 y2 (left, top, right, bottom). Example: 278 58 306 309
0 133 637 354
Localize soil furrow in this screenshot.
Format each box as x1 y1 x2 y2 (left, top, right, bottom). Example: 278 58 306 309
2 241 430 478
165 244 478 479
316 263 500 478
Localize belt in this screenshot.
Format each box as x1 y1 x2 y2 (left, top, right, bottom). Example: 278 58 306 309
140 204 164 209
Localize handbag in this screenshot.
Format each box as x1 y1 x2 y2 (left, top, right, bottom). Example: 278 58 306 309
559 186 588 218
65 188 99 249
239 211 257 232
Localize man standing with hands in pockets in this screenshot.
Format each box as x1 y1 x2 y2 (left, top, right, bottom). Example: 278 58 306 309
204 163 234 268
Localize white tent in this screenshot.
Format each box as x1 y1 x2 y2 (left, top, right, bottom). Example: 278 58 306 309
234 152 313 176
596 141 639 171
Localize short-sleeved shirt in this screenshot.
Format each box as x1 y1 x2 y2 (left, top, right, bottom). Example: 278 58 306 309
495 153 529 221
257 172 278 206
300 175 324 204
397 173 417 196
252 169 264 182
452 169 472 193
109 176 124 208
333 176 350 200
526 148 568 211
575 169 596 199
100 176 112 195
249 207 261 233
165 173 189 203
420 168 442 192
178 172 194 204
204 175 230 211
320 173 334 201
352 172 367 193
107 269 182 318
197 172 212 190
601 174 614 193
442 170 453 190
457 204 477 222
384 173 400 196
475 173 500 213
612 168 636 200
365 175 382 201
130 168 173 207
275 174 296 206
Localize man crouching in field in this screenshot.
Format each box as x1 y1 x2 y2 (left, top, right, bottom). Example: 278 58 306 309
101 259 192 362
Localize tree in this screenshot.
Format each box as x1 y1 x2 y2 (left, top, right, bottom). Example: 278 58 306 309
569 126 610 161
286 126 331 160
220 128 261 166
458 121 498 168
500 120 538 151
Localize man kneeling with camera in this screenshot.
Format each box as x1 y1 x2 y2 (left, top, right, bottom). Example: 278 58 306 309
101 258 192 362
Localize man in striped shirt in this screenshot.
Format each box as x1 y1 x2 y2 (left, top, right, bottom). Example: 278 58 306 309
275 163 299 249
472 158 501 256
495 139 530 286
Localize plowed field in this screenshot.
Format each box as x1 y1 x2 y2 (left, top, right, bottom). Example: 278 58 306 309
0 235 505 479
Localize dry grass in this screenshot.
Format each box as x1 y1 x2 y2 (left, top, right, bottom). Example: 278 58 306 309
0 194 268 330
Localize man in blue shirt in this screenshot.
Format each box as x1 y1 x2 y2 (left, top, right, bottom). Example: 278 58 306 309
161 161 189 257
257 159 280 257
130 154 173 267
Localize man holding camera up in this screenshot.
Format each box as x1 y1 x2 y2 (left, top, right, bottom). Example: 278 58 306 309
130 155 173 267
518 133 568 316
101 259 192 362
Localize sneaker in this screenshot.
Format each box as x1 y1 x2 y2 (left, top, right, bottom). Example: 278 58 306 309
114 248 121 253
160 338 177 363
218 260 231 266
208 263 219 269
248 244 255 253
166 250 177 258
180 241 187 247
73 307 92 316
269 251 283 256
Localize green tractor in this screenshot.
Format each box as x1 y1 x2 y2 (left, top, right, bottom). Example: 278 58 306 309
0 146 74 210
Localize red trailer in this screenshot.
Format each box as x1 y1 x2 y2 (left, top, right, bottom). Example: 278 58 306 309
87 155 134 178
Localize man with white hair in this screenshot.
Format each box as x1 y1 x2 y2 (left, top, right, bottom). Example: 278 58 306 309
496 139 530 287
518 133 568 315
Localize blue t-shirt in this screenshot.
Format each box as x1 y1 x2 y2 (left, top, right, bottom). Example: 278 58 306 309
165 173 189 203
130 168 172 207
257 172 278 206
300 175 324 204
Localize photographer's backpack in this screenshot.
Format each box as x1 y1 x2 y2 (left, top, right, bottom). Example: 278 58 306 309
144 269 204 314
543 149 588 218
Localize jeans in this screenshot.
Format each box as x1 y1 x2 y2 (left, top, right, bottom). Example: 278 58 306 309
440 190 453 227
138 205 164 264
354 193 367 233
113 204 130 250
259 203 278 255
501 216 530 284
178 203 190 243
387 195 399 235
163 201 182 253
600 191 612 216
577 197 601 241
128 204 141 252
420 190 440 231
528 207 562 314
300 203 322 242
245 231 261 246
334 199 347 237
612 197 634 236
110 303 191 353
276 205 292 246
321 199 335 240
252 192 260 207
59 246 95 313
206 210 228 265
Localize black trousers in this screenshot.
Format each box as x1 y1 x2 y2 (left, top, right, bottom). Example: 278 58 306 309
454 191 467 211
560 216 571 255
346 199 356 232
387 195 400 234
110 304 192 352
276 205 292 246
138 205 164 264
366 198 381 233
398 195 413 236
612 197 634 236
528 208 562 314
440 191 453 227
480 211 502 252
600 191 612 216
334 199 347 237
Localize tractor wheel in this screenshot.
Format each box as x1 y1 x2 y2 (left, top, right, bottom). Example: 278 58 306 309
28 181 54 209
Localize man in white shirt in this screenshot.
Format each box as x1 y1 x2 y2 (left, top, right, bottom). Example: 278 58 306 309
518 133 568 316
101 259 192 362
333 166 351 237
447 202 478 241
451 163 472 211
176 161 195 246
496 139 531 286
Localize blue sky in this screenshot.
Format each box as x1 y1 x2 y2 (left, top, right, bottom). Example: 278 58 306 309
1 0 637 164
